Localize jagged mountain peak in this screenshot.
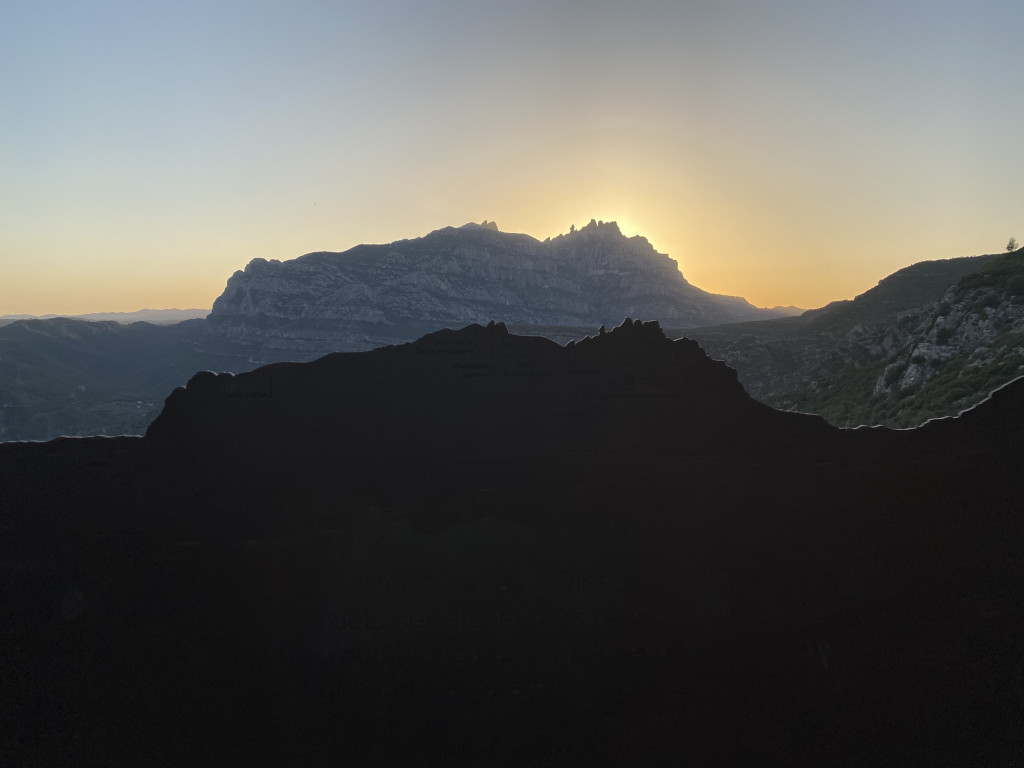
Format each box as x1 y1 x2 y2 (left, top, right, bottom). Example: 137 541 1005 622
458 219 500 231
571 218 622 236
547 219 661 255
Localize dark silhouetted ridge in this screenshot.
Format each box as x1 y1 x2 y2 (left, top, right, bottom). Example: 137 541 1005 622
2 321 1023 766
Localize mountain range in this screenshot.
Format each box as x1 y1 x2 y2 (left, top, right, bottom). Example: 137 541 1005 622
3 319 1022 765
205 219 796 359
2 222 1022 441
0 220 797 442
0 308 209 326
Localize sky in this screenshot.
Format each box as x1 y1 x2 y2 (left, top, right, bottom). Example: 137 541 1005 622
2 0 1022 315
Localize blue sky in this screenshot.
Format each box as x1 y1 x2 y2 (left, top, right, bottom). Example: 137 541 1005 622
2 0 1022 313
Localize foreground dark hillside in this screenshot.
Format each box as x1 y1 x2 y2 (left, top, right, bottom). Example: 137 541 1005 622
2 321 1022 766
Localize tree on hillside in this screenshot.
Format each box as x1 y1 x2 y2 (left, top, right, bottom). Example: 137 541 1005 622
1008 237 1018 252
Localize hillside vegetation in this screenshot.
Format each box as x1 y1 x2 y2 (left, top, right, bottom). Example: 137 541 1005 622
690 251 1024 427
0 319 251 441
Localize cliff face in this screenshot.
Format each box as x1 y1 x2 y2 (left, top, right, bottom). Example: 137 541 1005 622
206 220 783 360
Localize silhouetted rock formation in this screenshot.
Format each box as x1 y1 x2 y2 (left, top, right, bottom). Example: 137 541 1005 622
2 321 1023 766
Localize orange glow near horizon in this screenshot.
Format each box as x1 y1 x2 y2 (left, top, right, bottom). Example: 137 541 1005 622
2 2 1020 317
0 211 1010 317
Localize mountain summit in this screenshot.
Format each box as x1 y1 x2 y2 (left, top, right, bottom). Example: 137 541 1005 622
206 220 790 359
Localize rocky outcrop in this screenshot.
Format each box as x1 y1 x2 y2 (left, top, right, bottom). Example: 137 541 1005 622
206 219 790 361
871 258 1024 395
689 251 1024 427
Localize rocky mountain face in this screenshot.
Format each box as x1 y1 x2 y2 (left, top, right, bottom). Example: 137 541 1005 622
206 219 792 361
3 320 1023 765
689 251 1024 427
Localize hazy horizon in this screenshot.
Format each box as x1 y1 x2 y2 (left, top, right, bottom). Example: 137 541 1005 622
3 0 1021 315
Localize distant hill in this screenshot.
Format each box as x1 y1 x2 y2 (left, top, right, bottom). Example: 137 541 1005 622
0 318 249 441
206 219 798 361
0 308 209 326
688 251 1024 427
